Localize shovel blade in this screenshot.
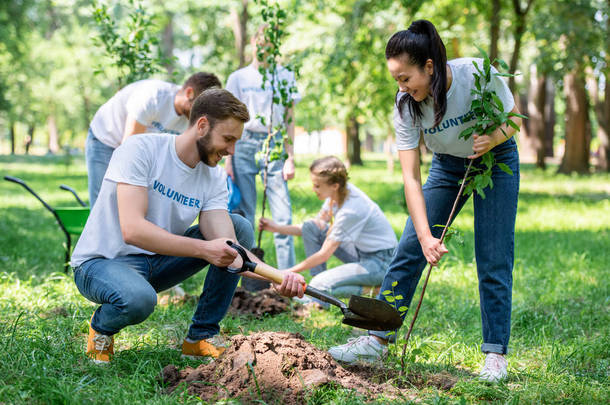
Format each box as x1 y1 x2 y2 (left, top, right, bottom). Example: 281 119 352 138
346 295 403 331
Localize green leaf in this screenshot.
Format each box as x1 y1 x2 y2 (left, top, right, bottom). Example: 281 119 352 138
391 281 398 287
497 163 513 175
394 295 403 300
385 296 395 303
382 290 392 295
496 58 509 70
398 306 408 312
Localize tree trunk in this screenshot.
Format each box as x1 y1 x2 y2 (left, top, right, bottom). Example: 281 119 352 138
231 0 249 68
587 69 610 171
47 115 60 154
25 124 34 155
345 112 362 166
489 0 501 63
544 79 555 157
385 127 394 173
162 13 175 77
508 0 534 92
559 68 590 174
527 66 547 169
10 121 16 155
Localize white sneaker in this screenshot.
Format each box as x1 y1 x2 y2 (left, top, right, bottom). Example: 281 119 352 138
328 335 388 364
479 353 508 382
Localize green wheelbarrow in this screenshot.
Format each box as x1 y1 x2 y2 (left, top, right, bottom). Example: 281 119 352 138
4 175 90 272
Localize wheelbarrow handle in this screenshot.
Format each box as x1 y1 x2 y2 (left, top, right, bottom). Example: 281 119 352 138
59 184 88 207
4 175 55 214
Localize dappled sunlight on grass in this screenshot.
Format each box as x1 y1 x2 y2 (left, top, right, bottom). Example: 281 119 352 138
0 154 608 403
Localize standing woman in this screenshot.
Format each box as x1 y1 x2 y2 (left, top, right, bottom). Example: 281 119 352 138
259 156 397 302
328 20 521 383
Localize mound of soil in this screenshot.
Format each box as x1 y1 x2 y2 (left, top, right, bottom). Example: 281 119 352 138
161 331 400 404
229 287 291 317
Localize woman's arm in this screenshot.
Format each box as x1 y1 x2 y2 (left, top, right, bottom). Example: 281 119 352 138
259 217 303 236
287 238 341 273
399 149 448 266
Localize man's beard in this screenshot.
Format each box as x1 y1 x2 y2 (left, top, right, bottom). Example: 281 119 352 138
196 133 214 165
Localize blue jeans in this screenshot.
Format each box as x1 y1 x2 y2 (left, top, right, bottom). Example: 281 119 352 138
300 220 394 303
73 214 253 340
370 139 520 355
85 128 115 207
232 130 295 269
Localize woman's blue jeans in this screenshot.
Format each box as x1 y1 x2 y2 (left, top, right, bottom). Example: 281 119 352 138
370 139 520 355
232 130 295 270
85 129 115 207
73 214 253 341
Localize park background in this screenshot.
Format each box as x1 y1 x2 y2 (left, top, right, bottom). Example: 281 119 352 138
0 0 609 404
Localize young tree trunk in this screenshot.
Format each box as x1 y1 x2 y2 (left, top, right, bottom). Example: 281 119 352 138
10 121 16 155
162 13 175 77
489 0 501 63
47 115 60 154
559 68 590 174
345 112 362 166
231 0 249 68
527 66 547 169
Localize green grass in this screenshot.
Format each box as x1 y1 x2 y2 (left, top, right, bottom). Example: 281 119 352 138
0 153 608 404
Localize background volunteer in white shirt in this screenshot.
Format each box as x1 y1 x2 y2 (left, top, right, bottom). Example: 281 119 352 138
259 156 397 305
225 26 301 288
328 20 522 384
86 72 221 206
72 89 305 364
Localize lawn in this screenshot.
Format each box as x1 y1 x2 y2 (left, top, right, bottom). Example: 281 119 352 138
0 153 608 404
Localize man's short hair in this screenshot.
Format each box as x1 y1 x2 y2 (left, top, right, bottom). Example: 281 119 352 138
189 88 250 128
182 72 221 97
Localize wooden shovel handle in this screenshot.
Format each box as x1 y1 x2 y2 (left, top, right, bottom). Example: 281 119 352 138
251 262 287 284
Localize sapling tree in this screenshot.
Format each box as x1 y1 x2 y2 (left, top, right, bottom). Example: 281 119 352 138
250 0 299 260
92 0 170 88
383 49 526 374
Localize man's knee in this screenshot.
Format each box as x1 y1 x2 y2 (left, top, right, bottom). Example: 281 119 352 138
230 213 254 249
120 287 157 325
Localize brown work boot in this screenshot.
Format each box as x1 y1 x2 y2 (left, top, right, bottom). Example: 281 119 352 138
86 320 114 364
181 336 228 359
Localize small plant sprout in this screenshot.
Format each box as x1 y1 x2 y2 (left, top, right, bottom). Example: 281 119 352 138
382 281 408 339
458 46 526 198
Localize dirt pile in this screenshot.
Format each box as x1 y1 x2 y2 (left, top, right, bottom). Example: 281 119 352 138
229 287 291 317
161 331 399 404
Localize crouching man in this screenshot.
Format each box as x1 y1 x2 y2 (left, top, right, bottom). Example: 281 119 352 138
70 88 305 364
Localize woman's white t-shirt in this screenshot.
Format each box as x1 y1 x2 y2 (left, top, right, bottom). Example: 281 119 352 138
394 58 515 158
322 183 397 253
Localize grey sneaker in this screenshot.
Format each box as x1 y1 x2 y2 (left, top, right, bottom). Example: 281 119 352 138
479 353 508 382
328 335 388 364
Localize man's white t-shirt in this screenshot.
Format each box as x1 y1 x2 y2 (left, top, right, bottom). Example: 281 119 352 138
71 133 228 266
90 80 188 149
225 64 301 133
394 58 515 158
322 183 397 253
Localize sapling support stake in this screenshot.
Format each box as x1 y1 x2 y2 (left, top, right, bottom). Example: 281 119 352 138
400 159 473 375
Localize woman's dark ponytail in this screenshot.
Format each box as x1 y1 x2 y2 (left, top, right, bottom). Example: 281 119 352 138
385 20 447 127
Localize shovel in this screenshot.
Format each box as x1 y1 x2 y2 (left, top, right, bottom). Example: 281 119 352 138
224 241 402 331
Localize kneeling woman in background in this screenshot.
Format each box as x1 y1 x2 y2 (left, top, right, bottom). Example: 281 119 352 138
259 156 397 304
